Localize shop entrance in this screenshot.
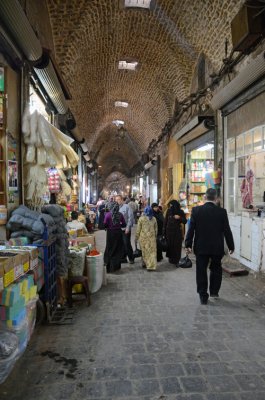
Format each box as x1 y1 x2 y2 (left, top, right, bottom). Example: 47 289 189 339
184 131 216 210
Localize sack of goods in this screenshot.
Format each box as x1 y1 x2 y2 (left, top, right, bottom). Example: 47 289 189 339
85 252 104 293
178 255 192 268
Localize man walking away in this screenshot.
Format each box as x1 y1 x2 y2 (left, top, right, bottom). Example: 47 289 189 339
128 197 139 224
185 188 234 305
116 195 135 264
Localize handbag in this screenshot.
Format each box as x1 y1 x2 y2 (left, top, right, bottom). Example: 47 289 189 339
133 241 142 258
157 235 168 252
179 255 192 268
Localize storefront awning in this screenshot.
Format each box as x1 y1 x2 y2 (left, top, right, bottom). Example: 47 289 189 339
173 116 214 145
211 50 265 110
0 0 68 113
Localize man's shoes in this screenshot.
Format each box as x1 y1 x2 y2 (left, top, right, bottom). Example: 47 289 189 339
200 295 209 305
176 263 179 268
121 259 128 264
129 259 134 264
210 293 219 298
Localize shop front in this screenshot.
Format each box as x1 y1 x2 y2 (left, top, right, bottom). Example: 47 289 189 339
224 88 265 272
184 131 217 210
173 117 218 213
0 48 22 240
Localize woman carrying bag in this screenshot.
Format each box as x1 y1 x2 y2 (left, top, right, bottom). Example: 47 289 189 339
164 200 187 267
136 206 158 270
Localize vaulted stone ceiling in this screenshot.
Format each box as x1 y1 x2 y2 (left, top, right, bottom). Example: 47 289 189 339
47 0 244 178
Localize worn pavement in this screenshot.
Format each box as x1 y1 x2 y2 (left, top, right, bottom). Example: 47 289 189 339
1 228 265 400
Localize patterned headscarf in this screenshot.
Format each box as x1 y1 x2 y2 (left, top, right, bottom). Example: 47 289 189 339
169 200 181 216
109 201 120 225
144 206 153 220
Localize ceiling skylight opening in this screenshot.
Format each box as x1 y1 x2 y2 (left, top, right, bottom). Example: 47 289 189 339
124 0 152 9
115 101 129 108
118 60 138 71
112 120 124 127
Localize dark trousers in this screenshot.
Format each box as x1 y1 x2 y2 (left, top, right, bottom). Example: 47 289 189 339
196 254 223 297
122 230 134 261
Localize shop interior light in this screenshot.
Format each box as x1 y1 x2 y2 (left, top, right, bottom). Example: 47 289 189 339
196 143 214 152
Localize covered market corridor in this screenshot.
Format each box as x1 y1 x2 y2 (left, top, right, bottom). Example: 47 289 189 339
2 230 265 400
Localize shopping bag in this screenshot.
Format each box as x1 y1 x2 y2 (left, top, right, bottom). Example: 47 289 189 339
157 235 168 252
179 255 192 268
133 241 142 258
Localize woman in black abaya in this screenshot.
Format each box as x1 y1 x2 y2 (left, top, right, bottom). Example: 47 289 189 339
164 200 187 267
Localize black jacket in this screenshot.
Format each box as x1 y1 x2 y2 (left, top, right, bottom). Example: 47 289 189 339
185 202 234 256
153 210 164 236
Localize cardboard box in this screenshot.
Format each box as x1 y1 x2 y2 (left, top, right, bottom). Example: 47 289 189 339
76 235 96 247
6 246 38 270
0 253 24 281
0 258 15 288
0 264 4 292
8 251 30 273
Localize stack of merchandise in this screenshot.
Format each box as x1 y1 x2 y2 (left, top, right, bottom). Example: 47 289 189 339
4 246 43 291
41 205 69 304
0 276 38 350
7 205 56 244
0 276 38 383
22 109 79 209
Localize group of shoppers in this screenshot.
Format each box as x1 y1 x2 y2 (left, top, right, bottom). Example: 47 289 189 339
136 200 187 271
102 187 235 305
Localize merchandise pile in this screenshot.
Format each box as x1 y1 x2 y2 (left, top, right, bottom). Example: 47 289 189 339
0 275 38 384
22 108 78 208
41 205 69 276
7 205 56 244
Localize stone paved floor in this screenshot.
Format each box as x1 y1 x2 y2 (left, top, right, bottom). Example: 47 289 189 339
2 228 265 400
